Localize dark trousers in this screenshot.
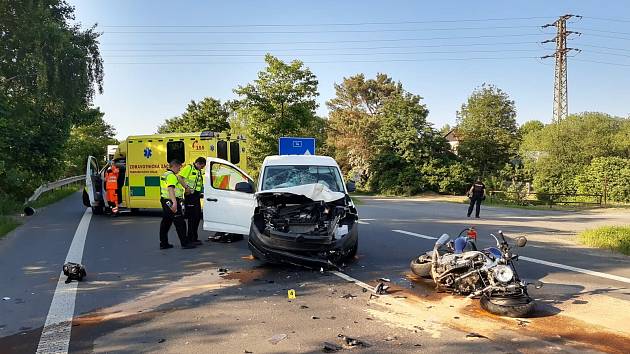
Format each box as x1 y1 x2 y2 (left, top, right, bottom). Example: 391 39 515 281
160 198 188 246
467 195 483 217
185 192 202 242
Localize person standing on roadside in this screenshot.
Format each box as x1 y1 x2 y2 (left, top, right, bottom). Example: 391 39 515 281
159 160 194 249
467 177 486 218
179 157 206 246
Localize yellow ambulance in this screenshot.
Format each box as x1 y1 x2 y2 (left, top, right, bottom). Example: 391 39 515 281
83 131 247 214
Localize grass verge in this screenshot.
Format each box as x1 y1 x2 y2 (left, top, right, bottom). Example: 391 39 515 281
578 225 630 255
0 216 20 239
0 185 80 238
30 185 80 209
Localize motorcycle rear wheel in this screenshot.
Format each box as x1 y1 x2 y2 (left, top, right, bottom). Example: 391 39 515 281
410 255 432 278
480 295 535 318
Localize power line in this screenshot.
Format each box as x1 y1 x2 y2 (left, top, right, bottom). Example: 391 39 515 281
104 56 541 65
101 16 552 28
586 50 630 58
102 25 539 35
584 33 630 41
582 16 630 23
100 33 548 46
574 58 630 66
101 41 541 52
580 44 630 52
101 48 543 58
575 27 630 36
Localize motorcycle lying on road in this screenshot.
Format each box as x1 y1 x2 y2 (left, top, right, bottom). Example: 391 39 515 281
410 228 536 317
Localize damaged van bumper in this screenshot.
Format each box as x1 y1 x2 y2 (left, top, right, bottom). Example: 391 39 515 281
247 184 359 269
248 218 358 269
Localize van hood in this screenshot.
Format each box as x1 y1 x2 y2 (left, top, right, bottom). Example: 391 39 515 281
256 183 345 203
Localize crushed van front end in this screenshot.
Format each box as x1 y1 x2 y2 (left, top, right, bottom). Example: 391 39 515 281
248 189 358 269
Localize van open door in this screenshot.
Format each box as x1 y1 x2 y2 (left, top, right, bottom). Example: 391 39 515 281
202 158 256 235
85 156 105 214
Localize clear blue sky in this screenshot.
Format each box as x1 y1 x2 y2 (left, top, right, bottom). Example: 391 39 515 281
67 0 630 139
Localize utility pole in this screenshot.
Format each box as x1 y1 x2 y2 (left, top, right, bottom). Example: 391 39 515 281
541 14 582 123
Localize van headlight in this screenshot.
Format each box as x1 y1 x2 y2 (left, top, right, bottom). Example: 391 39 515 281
494 265 514 283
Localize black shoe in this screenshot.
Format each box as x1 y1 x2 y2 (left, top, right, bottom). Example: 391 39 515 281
160 244 174 250
475 216 480 218
192 240 203 246
467 215 471 218
181 244 196 249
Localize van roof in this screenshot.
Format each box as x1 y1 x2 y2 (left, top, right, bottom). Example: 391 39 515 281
262 155 340 167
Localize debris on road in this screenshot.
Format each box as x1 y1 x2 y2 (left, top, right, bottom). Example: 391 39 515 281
340 293 356 299
268 333 287 345
218 268 229 273
158 338 166 343
2 297 10 301
384 335 398 342
466 332 489 339
63 262 86 283
338 334 371 348
209 233 243 243
374 282 389 295
378 278 391 282
244 350 253 353
300 305 309 309
322 342 342 352
312 316 320 319
288 289 296 299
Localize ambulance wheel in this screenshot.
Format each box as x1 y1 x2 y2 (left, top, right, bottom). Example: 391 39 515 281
92 206 104 215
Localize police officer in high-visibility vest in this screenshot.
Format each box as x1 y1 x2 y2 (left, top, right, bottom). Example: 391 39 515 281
159 160 194 249
179 157 206 246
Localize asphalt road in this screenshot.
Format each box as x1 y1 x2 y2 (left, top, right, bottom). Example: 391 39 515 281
1 192 629 353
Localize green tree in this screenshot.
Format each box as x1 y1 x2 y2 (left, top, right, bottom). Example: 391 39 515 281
234 54 320 174
456 84 519 176
326 74 402 183
520 112 630 195
63 109 117 176
0 0 104 199
157 97 230 134
518 120 544 137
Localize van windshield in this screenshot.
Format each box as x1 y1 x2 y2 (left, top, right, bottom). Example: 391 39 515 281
262 165 345 192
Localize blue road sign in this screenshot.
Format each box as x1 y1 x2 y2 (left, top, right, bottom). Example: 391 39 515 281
278 137 316 155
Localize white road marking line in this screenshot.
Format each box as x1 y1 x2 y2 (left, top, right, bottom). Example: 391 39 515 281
36 208 92 354
330 271 375 292
391 228 630 285
519 256 630 285
358 220 370 225
392 229 437 240
360 219 376 221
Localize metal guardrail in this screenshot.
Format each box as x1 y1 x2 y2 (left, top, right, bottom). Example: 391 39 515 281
25 175 85 204
488 190 602 207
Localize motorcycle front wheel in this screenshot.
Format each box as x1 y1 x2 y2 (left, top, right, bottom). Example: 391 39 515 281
410 254 432 278
480 294 535 318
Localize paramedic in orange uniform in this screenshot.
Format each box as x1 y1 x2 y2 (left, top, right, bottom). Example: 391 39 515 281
105 164 120 214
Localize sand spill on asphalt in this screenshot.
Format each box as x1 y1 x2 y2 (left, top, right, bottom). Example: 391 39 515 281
360 273 630 354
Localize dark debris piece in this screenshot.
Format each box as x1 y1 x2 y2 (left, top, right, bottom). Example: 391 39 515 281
338 334 371 348
466 332 489 339
300 305 309 309
322 342 342 352
374 282 389 295
158 338 166 343
340 293 356 299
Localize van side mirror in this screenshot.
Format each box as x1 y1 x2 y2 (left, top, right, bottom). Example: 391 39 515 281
345 181 356 193
235 181 254 194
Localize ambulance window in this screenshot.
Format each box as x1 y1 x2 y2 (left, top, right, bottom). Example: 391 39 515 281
167 141 185 163
230 142 240 165
217 140 228 160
